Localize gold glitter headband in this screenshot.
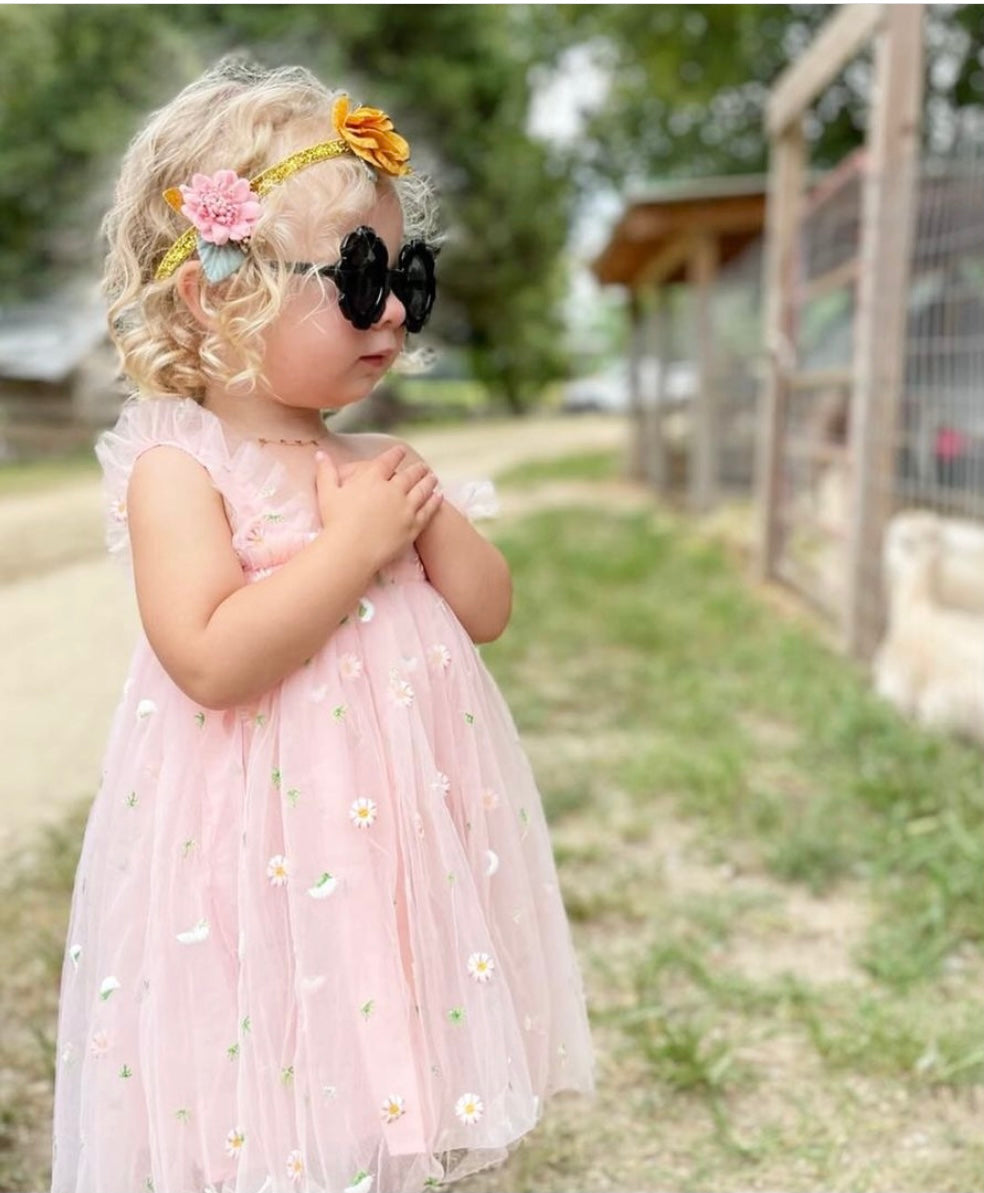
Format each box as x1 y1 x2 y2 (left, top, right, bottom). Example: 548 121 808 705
154 96 411 282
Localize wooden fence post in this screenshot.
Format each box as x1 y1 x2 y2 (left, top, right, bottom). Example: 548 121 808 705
689 233 719 511
756 121 806 579
845 4 924 658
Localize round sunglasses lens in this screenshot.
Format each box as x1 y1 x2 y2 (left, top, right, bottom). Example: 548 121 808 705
337 228 389 328
394 244 436 332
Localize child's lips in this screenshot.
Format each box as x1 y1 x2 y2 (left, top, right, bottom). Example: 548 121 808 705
359 351 394 368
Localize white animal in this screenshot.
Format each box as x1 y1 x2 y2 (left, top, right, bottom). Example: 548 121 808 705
874 512 984 746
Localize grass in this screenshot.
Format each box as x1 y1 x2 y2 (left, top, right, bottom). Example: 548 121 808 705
2 456 983 1191
0 446 99 497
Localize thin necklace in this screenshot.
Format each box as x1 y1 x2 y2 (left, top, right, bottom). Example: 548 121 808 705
256 435 326 447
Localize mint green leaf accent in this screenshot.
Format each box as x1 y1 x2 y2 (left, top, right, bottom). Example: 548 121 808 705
197 236 247 283
194 712 205 728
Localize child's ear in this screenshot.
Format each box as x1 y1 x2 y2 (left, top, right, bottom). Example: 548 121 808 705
174 261 214 329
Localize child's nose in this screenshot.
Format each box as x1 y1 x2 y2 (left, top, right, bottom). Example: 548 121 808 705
374 286 406 330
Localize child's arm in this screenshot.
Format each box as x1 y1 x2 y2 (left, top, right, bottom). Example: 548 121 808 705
364 437 512 643
127 443 440 710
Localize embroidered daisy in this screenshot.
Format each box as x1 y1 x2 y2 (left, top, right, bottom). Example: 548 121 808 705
286 1149 305 1182
455 1092 484 1125
481 788 500 811
381 1094 406 1123
389 674 415 708
225 1127 245 1158
99 976 121 1000
357 598 375 623
89 1031 110 1057
176 917 210 944
135 699 157 721
339 653 364 680
349 797 377 828
432 772 450 798
467 953 495 983
344 1172 373 1193
427 643 451 670
309 684 329 704
266 855 289 886
307 871 338 899
110 498 128 525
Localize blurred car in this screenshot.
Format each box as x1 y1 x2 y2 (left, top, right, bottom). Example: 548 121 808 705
561 359 694 413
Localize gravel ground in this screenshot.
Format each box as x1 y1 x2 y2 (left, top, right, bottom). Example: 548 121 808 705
0 413 629 851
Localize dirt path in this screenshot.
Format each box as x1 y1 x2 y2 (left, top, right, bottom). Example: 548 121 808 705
0 414 629 851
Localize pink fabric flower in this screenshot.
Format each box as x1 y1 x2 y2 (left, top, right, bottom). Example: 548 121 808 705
179 171 261 245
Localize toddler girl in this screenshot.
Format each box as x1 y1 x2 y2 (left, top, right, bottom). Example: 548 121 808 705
50 60 594 1193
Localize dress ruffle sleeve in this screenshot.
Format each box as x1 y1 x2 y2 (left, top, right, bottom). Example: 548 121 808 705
94 397 229 563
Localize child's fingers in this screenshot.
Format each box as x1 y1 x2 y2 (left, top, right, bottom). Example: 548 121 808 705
397 461 432 493
414 490 444 531
373 444 407 477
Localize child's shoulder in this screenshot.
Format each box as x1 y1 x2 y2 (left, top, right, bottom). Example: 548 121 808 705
332 430 424 464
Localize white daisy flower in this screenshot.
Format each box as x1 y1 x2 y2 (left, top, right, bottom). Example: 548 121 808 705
349 798 377 829
454 1092 484 1125
99 976 121 1000
110 498 128 524
135 699 157 721
389 674 415 708
309 683 329 704
89 1031 110 1057
225 1127 245 1158
432 772 450 798
323 1084 338 1099
381 1094 406 1123
481 788 500 811
357 598 375 623
286 1149 305 1182
344 1172 373 1193
427 643 451 670
485 850 500 877
339 653 364 680
307 871 338 899
267 855 289 886
466 952 495 983
176 917 210 944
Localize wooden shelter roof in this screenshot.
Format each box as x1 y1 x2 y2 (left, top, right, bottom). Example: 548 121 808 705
592 175 768 289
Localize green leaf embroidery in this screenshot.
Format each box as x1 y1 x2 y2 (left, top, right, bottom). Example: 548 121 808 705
280 1065 294 1084
255 713 267 727
194 712 205 728
119 1064 132 1079
182 839 196 857
241 1016 251 1035
464 712 474 724
175 1108 190 1123
446 872 456 885
446 1007 466 1025
125 792 138 808
332 705 347 721
286 788 300 808
271 768 282 789
227 1043 240 1061
360 999 375 1020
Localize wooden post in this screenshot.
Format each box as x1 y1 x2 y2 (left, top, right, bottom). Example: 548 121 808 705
689 233 719 511
845 4 924 659
756 120 806 579
647 286 671 493
626 292 647 481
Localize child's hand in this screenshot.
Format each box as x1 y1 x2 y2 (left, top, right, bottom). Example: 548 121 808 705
315 444 442 567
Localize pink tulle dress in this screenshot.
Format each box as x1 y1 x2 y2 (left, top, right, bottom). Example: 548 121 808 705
50 397 595 1193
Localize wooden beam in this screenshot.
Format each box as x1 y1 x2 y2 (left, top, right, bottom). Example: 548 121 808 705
626 292 647 482
796 257 859 306
634 235 694 289
645 289 671 493
844 5 925 659
689 233 719 512
768 5 885 135
756 120 807 580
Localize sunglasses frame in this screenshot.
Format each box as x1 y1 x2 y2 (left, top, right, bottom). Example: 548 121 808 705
290 225 437 333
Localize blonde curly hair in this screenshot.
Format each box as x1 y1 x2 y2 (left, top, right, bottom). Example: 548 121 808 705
102 59 438 401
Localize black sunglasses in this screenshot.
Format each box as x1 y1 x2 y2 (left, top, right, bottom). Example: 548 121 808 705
290 225 437 333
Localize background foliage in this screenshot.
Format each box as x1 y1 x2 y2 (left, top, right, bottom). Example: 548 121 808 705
1 4 982 408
